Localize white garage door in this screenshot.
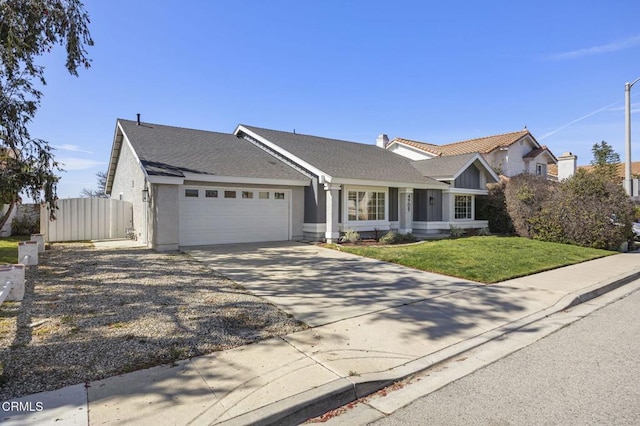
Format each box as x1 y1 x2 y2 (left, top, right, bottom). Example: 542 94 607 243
179 187 291 246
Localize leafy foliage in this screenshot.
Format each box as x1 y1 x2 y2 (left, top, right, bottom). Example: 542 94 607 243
0 0 93 217
11 212 39 235
379 231 417 245
504 173 552 238
504 170 633 250
590 140 620 181
477 182 515 234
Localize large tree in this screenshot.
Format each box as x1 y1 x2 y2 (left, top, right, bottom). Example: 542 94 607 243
79 170 107 198
0 0 93 226
590 140 621 181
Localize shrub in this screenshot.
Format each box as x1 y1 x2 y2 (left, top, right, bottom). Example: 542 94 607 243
379 231 418 245
504 173 553 238
481 182 515 234
449 225 464 238
508 169 633 250
339 229 360 244
11 214 39 235
550 170 633 250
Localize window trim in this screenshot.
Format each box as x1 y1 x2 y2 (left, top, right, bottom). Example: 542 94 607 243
454 194 473 220
345 188 388 222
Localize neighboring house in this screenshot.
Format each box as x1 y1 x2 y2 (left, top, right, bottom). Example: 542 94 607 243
549 157 640 197
385 130 558 179
548 160 640 182
105 119 499 250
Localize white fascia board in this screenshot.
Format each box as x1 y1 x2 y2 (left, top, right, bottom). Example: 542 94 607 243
443 188 488 195
234 125 329 180
333 177 449 190
181 172 310 187
147 175 184 185
105 125 123 195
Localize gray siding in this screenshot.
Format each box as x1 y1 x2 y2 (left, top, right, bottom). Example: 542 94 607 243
304 180 326 223
389 187 399 221
413 189 443 221
454 164 481 189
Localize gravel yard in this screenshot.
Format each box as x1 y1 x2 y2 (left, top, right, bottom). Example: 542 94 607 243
0 243 306 400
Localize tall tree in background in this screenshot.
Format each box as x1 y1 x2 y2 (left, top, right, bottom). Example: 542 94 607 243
80 171 107 198
590 140 621 181
0 0 93 227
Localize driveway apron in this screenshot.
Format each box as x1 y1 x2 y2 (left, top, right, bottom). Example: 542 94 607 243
185 241 480 327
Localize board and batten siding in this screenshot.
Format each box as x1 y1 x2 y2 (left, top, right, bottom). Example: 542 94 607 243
454 164 481 189
41 198 133 242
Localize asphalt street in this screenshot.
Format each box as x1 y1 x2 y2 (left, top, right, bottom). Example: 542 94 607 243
372 286 640 426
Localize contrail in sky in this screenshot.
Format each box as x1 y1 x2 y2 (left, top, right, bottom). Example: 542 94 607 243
539 100 622 141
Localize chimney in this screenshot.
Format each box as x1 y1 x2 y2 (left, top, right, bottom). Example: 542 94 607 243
136 113 140 125
557 152 577 181
376 134 389 149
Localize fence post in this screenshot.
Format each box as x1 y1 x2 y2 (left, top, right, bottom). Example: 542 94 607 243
30 233 45 253
18 241 38 265
0 264 25 301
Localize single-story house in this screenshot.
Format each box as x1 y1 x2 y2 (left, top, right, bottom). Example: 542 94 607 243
106 119 499 250
385 129 558 179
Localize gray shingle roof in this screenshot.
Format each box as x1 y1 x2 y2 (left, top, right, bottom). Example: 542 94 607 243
118 120 309 181
411 153 478 179
240 125 444 185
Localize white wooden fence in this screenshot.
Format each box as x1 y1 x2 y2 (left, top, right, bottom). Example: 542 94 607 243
40 198 133 242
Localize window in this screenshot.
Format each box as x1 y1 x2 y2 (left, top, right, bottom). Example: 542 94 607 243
454 195 472 220
242 191 253 199
536 163 546 176
185 189 199 197
274 192 285 200
259 192 270 199
224 190 236 198
347 190 385 221
205 190 218 198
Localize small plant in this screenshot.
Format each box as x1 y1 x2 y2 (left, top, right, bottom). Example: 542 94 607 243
340 229 360 243
449 225 464 238
477 227 491 236
379 231 400 244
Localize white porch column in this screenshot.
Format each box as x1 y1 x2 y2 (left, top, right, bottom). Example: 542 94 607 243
398 188 413 234
324 183 341 243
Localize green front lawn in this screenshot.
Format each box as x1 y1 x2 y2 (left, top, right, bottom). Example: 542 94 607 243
331 236 614 283
0 236 29 264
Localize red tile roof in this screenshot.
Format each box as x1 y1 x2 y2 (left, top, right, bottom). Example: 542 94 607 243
392 130 532 157
390 137 443 156
437 130 531 156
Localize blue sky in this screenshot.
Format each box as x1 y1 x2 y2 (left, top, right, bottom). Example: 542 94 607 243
27 0 640 198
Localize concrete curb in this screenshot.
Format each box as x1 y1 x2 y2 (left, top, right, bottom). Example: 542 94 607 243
217 269 640 426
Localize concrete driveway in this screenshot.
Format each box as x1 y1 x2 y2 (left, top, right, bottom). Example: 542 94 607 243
185 241 481 327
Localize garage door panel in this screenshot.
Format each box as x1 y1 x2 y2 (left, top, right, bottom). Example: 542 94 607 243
179 187 291 246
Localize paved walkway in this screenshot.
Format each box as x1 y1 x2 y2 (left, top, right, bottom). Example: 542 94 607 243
4 243 640 425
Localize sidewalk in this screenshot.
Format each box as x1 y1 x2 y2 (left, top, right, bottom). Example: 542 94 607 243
3 253 640 425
